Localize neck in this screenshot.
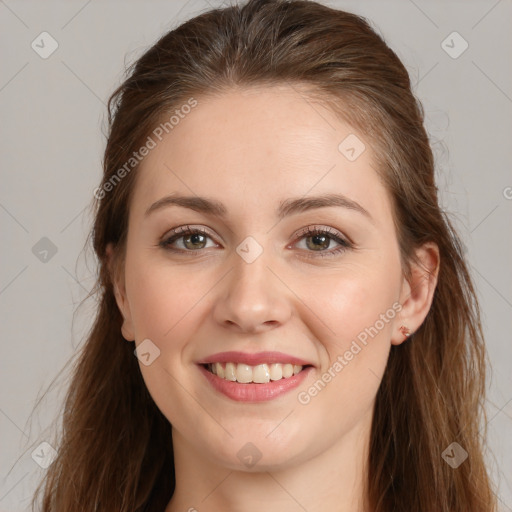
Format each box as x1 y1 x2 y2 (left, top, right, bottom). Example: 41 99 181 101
165 411 371 512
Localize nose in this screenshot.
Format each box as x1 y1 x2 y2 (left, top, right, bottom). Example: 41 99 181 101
212 247 293 334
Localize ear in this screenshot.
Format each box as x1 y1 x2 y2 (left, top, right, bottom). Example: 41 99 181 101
106 243 135 342
392 242 440 345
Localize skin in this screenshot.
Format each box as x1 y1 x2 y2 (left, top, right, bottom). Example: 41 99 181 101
108 84 439 512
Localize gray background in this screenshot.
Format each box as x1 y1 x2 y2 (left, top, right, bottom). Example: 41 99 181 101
1 0 511 510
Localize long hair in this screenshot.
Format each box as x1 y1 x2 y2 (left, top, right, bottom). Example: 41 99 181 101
31 0 496 510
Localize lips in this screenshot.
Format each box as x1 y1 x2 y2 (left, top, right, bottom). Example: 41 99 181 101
196 351 314 367
196 351 314 402
198 363 314 402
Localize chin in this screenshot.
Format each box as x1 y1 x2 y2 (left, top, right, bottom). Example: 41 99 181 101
205 428 309 472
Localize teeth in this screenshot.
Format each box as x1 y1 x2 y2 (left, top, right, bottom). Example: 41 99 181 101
269 363 282 381
208 362 305 383
224 362 237 381
253 364 271 383
236 364 253 383
282 363 293 378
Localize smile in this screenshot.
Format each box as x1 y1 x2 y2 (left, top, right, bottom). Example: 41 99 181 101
204 362 307 383
198 363 313 402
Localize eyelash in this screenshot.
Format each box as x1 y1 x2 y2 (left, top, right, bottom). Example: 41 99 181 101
158 224 352 258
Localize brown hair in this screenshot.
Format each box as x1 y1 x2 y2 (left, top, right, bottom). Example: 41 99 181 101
30 0 496 510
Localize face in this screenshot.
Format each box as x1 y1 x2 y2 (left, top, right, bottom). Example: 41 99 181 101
111 84 416 471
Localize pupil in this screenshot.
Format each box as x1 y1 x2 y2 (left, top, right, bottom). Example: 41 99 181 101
307 234 329 251
185 233 206 249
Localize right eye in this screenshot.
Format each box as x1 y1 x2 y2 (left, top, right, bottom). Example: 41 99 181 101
159 225 219 253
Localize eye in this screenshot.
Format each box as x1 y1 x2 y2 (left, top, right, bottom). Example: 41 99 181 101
159 225 218 253
158 224 352 258
292 225 352 258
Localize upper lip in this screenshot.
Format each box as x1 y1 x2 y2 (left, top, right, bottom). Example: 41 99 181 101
197 351 314 367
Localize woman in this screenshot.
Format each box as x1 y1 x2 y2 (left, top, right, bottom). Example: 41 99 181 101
32 0 496 510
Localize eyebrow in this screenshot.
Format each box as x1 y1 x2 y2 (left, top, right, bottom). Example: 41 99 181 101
145 192 372 221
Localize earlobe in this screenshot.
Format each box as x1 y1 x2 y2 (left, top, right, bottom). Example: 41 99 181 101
399 325 412 339
392 242 440 346
106 243 135 342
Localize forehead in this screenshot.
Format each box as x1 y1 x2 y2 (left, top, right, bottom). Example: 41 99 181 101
129 84 390 223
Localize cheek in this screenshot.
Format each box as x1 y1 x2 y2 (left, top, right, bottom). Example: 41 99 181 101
124 261 216 424
125 257 211 343
303 261 401 353
292 262 400 422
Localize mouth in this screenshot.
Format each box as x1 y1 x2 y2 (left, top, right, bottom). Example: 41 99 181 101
201 362 313 384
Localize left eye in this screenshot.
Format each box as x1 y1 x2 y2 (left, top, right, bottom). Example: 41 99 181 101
292 226 352 258
159 225 352 257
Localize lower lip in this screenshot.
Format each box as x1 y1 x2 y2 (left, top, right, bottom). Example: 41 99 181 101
197 364 313 402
